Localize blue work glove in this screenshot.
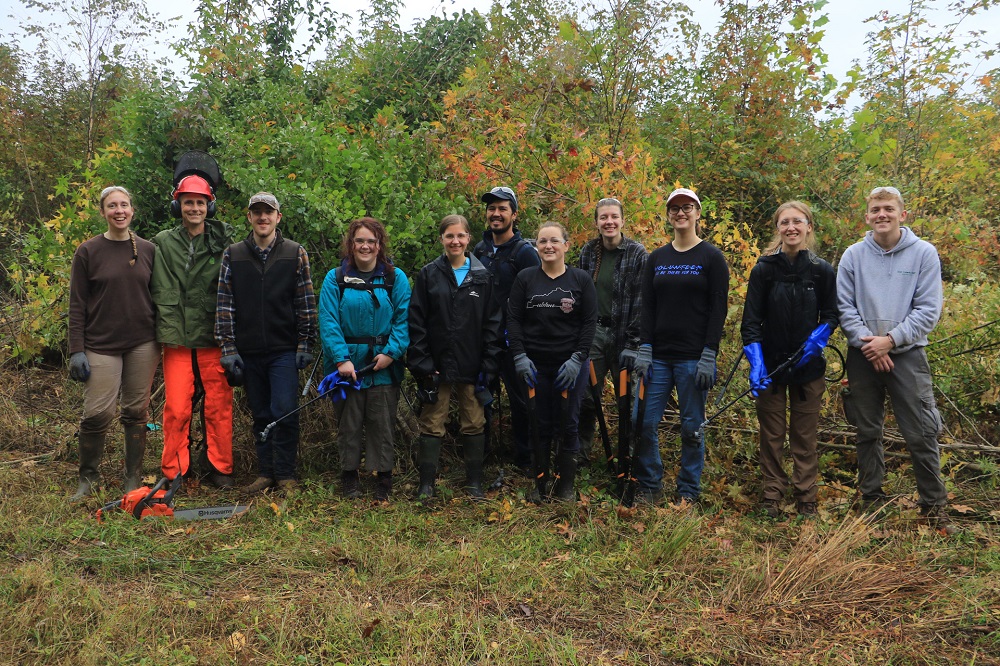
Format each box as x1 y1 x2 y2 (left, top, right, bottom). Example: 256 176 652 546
295 351 313 370
743 342 771 397
220 354 244 387
694 347 717 391
794 323 832 370
634 344 653 381
318 372 359 403
554 352 585 391
475 371 494 406
619 347 638 372
69 352 90 382
513 353 537 388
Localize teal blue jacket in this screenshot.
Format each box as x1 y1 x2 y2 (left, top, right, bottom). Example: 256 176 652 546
318 260 411 388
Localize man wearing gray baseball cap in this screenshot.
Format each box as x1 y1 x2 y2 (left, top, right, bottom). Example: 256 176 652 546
215 192 318 495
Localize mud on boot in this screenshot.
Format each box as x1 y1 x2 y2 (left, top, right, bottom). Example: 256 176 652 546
70 432 106 502
122 425 148 493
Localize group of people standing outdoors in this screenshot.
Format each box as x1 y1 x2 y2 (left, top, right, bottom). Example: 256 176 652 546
67 178 955 532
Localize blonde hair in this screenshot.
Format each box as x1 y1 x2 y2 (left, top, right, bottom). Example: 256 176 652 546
866 186 904 211
537 221 569 241
99 185 138 266
764 200 815 255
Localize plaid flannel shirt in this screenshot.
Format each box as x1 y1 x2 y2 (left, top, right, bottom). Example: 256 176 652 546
578 233 648 353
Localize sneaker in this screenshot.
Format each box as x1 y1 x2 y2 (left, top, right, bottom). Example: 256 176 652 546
920 505 957 535
762 499 783 519
240 476 275 495
797 501 818 517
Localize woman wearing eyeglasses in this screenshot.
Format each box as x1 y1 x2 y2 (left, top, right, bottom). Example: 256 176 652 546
507 221 597 502
633 188 730 506
407 215 502 499
318 217 411 501
576 197 648 467
740 201 838 518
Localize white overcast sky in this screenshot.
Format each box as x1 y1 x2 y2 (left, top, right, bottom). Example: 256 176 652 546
4 0 999 95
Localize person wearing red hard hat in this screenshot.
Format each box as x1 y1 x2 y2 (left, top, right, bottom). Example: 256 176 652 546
151 172 236 487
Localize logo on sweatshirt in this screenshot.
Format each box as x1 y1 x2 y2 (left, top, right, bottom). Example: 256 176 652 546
527 287 576 313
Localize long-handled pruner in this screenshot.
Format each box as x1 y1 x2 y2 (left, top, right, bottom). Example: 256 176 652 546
551 388 570 488
713 350 744 407
526 384 547 501
588 362 616 473
260 362 376 441
615 367 632 497
695 345 805 438
620 373 647 507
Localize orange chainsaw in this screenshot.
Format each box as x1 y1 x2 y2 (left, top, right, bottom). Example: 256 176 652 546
96 474 250 522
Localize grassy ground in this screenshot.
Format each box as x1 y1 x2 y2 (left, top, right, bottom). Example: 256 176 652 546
1 367 998 665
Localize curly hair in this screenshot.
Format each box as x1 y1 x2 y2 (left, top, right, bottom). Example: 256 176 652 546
342 217 393 270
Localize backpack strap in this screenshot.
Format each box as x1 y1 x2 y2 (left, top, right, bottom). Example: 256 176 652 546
336 265 395 307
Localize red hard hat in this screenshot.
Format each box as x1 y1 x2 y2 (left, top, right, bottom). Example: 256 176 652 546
173 175 215 201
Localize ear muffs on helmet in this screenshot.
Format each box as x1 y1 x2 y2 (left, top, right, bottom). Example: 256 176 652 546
171 175 217 219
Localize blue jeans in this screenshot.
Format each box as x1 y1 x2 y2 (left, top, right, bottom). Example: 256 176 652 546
634 358 706 499
244 351 300 481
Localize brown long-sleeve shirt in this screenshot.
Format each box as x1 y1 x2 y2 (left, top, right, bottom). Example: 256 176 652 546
68 233 156 354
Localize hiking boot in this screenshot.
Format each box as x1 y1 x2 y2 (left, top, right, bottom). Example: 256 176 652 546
856 493 891 515
634 488 663 506
920 504 957 535
762 499 783 519
277 479 298 494
342 470 362 499
672 495 699 513
241 476 275 495
528 473 548 504
122 425 147 493
208 473 234 489
797 501 818 517
416 436 441 499
375 471 392 502
70 432 106 501
462 434 486 499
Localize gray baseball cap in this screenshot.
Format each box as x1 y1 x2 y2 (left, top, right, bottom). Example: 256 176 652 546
481 186 518 211
248 192 280 211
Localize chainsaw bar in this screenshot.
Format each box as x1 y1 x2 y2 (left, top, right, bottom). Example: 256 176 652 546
172 505 251 521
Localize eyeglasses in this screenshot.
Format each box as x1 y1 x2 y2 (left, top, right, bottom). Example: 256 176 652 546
536 237 566 246
667 203 697 215
442 232 470 241
869 186 901 198
597 197 622 207
488 186 515 196
353 238 378 247
778 217 809 227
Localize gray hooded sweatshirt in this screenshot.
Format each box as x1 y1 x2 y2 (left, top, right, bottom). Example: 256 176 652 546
837 226 942 353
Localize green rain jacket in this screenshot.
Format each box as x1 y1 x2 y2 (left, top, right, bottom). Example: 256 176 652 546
151 219 234 348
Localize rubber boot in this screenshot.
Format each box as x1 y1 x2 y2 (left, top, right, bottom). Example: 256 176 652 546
528 441 550 504
375 471 393 502
462 433 486 499
122 424 147 492
70 432 105 501
552 450 578 503
417 435 441 498
342 470 362 499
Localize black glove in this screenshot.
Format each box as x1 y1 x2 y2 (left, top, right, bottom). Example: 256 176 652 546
295 351 313 370
221 354 245 387
69 352 90 382
416 374 440 405
694 347 717 391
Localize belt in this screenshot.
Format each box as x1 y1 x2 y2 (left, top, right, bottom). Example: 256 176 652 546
597 316 616 328
345 334 389 346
